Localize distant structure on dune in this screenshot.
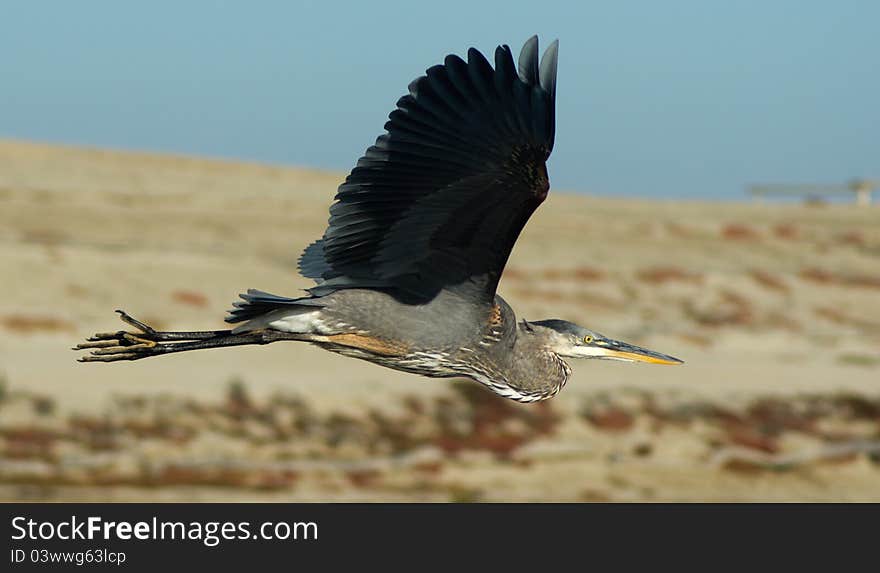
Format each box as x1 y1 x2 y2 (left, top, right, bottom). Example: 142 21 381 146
748 179 877 206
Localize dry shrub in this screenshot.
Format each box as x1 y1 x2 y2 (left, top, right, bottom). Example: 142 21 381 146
724 427 779 454
748 269 790 293
572 266 605 281
677 333 713 347
719 289 751 307
1 314 75 334
153 466 251 488
346 469 382 488
68 416 120 452
171 290 209 307
763 311 802 332
772 223 799 240
447 485 484 503
814 306 849 325
579 489 612 502
6 382 880 491
836 231 865 247
66 284 89 298
1 427 58 461
20 228 67 246
583 408 635 432
541 268 566 281
432 382 559 459
813 307 880 331
665 222 696 238
682 290 753 327
800 267 835 284
413 461 444 475
800 267 880 289
540 267 605 282
502 267 528 282
846 275 880 289
721 223 760 241
747 398 816 435
225 378 254 419
837 353 880 367
636 266 703 285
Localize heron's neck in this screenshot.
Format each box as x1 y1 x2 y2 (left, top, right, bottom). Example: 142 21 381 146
510 332 571 400
471 298 570 402
484 327 570 402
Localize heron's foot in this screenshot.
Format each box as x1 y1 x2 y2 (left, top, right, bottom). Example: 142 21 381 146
74 310 168 362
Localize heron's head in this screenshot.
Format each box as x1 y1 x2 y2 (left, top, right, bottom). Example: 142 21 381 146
527 319 683 365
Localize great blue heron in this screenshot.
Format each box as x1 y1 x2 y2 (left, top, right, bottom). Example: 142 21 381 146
75 36 682 402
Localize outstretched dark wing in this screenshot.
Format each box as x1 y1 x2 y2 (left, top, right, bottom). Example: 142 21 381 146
299 36 559 303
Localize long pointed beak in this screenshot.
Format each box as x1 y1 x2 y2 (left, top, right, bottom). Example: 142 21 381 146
594 338 683 365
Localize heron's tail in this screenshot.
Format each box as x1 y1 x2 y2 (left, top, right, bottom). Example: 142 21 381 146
225 289 323 326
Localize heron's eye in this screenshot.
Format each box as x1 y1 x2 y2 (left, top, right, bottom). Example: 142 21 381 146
583 335 594 344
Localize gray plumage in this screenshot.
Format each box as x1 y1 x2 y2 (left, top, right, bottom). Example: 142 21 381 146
76 36 682 402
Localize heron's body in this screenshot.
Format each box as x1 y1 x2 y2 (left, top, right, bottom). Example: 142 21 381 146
76 36 682 402
238 289 569 402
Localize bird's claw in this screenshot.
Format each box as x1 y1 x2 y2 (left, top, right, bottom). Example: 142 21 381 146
74 311 163 362
115 309 157 335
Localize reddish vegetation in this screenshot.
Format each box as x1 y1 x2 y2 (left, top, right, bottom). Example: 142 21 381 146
432 384 559 459
503 266 605 283
541 267 605 282
635 266 703 285
579 489 612 502
665 222 696 238
748 269 790 293
578 392 880 472
21 228 67 246
835 231 865 247
677 333 713 347
800 268 880 290
171 290 209 307
501 267 528 281
813 306 880 331
584 408 635 432
814 306 849 325
763 311 802 332
800 267 834 284
1 314 75 334
572 266 605 281
1 428 58 460
847 275 880 289
412 461 444 475
2 385 879 491
772 223 799 240
725 428 779 454
683 290 753 327
719 290 749 306
747 399 816 436
154 466 248 488
721 223 760 241
346 469 381 488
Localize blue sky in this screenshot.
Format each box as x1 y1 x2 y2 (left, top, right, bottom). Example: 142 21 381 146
1 1 877 199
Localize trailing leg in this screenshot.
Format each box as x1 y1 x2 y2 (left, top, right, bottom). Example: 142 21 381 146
74 310 311 362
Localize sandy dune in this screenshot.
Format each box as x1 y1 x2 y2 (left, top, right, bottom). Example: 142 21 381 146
0 139 878 501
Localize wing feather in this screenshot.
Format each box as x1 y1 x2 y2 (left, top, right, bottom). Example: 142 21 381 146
300 36 558 302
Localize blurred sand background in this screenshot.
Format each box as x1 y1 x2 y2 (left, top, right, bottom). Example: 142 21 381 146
0 139 878 501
